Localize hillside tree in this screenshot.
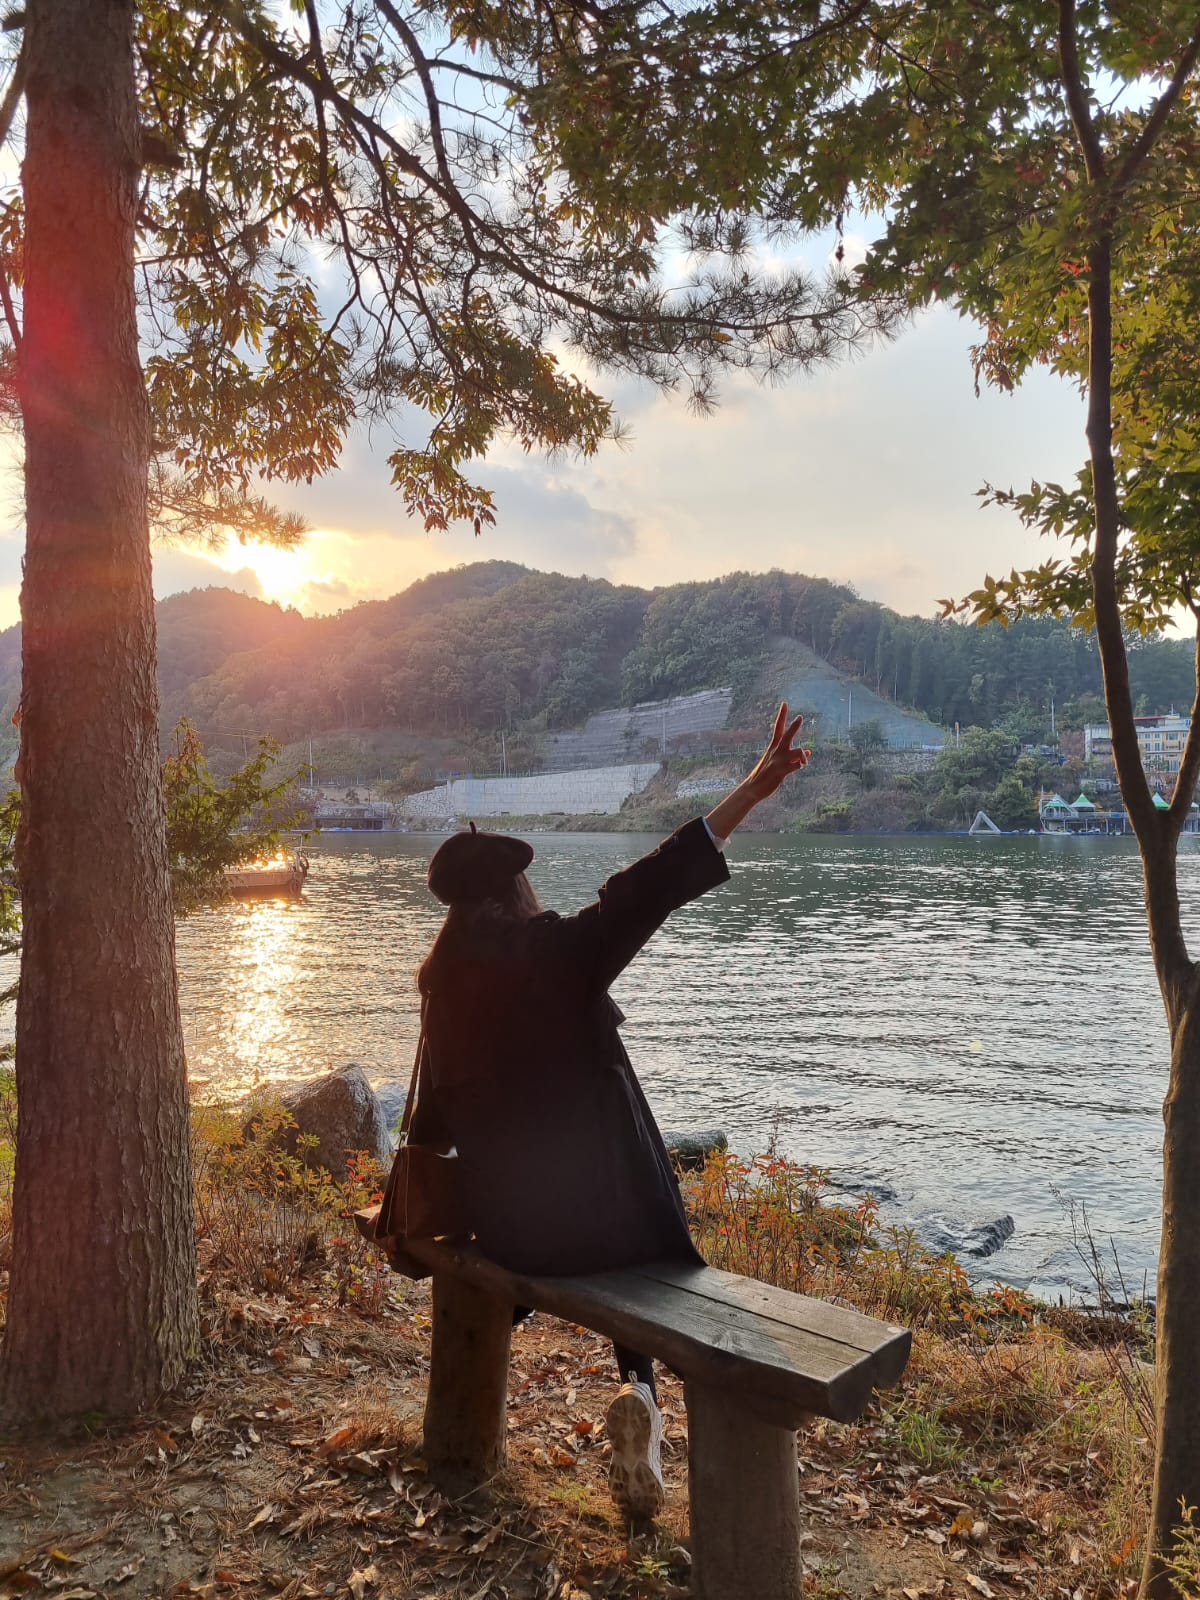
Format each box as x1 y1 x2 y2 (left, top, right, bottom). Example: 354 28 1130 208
908 17 1200 1590
0 0 897 1421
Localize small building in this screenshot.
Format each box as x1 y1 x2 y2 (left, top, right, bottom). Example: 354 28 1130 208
1085 714 1192 777
1039 784 1200 836
1039 790 1122 834
313 801 391 831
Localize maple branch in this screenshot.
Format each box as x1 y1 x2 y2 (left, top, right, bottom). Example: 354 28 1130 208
1056 0 1105 184
1114 22 1200 193
1168 586 1200 833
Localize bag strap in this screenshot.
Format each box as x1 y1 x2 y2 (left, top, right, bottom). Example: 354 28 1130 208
398 1003 427 1143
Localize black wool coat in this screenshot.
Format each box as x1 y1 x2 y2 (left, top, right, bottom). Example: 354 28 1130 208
414 817 730 1276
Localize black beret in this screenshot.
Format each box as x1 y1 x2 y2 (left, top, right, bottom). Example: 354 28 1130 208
427 822 534 905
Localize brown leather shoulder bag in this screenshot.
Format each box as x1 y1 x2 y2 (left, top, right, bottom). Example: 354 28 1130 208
372 1013 472 1272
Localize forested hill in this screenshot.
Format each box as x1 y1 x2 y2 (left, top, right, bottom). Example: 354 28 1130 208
0 562 1192 753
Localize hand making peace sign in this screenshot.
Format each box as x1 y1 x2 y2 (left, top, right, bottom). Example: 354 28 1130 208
746 703 811 800
704 702 811 843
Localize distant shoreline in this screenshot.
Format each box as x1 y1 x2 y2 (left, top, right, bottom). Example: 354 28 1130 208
307 822 1129 840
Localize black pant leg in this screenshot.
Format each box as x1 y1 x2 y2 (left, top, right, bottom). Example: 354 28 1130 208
613 1342 656 1400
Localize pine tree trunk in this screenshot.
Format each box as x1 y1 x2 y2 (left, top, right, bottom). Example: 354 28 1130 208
1140 975 1200 1597
0 0 198 1421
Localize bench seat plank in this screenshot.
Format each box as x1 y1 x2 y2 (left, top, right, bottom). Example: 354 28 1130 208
635 1260 910 1369
400 1237 910 1425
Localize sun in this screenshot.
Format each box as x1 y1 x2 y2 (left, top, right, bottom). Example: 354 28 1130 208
216 537 314 609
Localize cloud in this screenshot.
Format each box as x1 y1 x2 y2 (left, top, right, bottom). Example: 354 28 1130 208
264 433 640 588
299 576 357 606
144 297 1098 626
552 304 1089 616
466 462 639 575
152 547 263 602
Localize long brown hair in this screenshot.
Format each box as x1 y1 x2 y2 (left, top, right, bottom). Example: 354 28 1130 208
417 872 542 995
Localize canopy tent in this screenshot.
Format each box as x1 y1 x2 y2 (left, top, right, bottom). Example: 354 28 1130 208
1070 793 1096 810
1153 792 1170 810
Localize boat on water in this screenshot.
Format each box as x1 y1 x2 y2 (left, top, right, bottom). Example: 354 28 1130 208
223 852 309 900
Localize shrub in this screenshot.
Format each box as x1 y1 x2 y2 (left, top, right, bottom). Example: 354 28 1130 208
682 1149 1011 1334
192 1095 389 1310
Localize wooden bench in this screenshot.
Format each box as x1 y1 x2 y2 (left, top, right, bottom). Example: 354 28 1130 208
355 1217 911 1600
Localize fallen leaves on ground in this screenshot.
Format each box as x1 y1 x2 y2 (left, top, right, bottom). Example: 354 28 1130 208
0 1274 1143 1600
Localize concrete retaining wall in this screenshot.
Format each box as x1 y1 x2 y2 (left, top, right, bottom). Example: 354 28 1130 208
398 762 662 818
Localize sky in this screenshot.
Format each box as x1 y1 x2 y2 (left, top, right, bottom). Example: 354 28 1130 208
0 278 1094 632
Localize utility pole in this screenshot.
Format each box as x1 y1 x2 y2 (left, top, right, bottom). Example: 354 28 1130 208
847 686 853 732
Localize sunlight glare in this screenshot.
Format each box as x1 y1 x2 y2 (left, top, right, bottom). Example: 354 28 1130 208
217 538 313 608
219 900 303 1092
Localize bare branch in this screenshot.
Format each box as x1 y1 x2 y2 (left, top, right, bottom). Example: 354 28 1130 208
425 53 522 93
0 33 25 152
374 0 457 194
0 266 19 351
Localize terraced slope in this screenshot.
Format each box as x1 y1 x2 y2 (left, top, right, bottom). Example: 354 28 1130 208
760 638 945 748
540 688 734 770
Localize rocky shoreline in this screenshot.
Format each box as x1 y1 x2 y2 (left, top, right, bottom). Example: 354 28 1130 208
268 1066 1135 1310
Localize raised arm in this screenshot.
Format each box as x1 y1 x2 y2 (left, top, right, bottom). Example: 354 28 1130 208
705 703 811 842
543 706 811 993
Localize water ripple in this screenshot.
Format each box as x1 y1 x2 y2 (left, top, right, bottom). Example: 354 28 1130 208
171 830 1186 1297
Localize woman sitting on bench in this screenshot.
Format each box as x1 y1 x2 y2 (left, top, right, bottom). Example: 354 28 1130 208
414 705 810 1520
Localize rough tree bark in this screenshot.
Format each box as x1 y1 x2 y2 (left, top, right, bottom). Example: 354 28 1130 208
0 0 199 1421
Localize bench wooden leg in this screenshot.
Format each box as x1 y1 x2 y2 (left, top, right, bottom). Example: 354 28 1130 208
684 1379 804 1600
423 1272 513 1493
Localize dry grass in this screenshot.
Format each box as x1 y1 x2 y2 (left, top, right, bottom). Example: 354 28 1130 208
0 1118 1165 1597
682 1151 1030 1333
192 1095 390 1312
682 1149 1155 1597
0 1064 13 1277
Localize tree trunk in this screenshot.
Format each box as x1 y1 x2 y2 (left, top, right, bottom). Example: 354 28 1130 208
0 0 198 1421
1140 975 1200 1597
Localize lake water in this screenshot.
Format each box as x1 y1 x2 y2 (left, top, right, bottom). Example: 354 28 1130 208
175 830 1194 1300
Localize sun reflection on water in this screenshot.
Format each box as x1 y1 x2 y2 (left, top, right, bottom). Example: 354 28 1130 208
185 897 306 1098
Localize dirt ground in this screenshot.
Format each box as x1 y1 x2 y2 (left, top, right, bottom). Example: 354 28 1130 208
0 1270 1096 1600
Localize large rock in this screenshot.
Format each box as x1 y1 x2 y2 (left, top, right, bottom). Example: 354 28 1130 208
279 1064 389 1179
918 1213 1016 1261
662 1128 728 1172
375 1082 408 1145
